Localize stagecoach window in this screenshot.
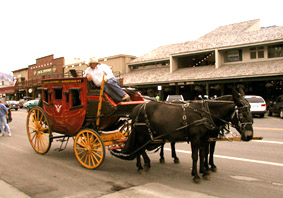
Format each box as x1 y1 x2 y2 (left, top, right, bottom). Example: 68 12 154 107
53 87 63 100
70 88 81 107
43 89 48 103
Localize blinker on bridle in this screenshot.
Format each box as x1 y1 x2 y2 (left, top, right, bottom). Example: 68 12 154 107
231 102 253 131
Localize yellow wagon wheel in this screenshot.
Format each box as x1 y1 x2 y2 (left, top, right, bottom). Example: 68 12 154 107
74 129 105 169
26 106 52 154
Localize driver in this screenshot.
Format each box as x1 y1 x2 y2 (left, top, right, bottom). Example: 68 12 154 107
84 57 130 103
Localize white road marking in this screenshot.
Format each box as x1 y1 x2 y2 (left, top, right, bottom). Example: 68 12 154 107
164 148 283 167
253 140 283 144
230 176 261 182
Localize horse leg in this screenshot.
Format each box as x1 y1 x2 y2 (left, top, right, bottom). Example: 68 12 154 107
171 142 180 164
199 141 210 180
190 143 201 184
159 143 165 163
142 151 151 171
136 152 144 174
209 141 217 172
204 143 210 171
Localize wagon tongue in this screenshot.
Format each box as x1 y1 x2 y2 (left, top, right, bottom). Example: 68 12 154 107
108 145 124 150
108 138 127 150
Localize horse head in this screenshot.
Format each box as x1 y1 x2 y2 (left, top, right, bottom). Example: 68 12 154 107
231 88 254 141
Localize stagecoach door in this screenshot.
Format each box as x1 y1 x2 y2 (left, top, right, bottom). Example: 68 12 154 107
48 86 66 132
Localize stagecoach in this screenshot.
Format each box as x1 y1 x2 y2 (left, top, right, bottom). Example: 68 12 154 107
26 73 145 169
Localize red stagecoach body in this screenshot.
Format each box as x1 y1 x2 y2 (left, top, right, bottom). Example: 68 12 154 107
40 77 144 135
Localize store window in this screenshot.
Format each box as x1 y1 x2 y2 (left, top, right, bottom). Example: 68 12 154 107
250 47 264 59
224 49 242 62
268 43 283 58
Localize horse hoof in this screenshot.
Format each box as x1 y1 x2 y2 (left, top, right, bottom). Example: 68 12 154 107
174 158 180 164
144 164 151 172
203 175 210 180
193 177 201 184
159 158 165 163
211 167 217 172
137 169 145 175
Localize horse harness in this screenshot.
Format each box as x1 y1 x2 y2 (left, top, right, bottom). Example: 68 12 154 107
133 101 224 142
124 100 251 157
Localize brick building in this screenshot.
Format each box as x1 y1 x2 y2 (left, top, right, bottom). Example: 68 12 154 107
13 54 64 100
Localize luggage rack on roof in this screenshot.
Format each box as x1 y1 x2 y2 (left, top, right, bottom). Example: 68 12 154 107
64 69 84 78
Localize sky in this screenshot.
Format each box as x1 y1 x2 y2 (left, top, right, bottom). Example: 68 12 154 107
0 0 282 75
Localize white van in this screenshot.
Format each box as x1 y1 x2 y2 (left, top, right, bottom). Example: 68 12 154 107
244 95 266 118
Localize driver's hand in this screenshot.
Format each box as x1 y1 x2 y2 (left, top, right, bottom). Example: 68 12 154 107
86 75 92 81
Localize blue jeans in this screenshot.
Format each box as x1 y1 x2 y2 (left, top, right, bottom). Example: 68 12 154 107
104 77 126 103
0 115 11 134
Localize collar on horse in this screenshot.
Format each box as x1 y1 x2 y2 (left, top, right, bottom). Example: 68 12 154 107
176 101 218 131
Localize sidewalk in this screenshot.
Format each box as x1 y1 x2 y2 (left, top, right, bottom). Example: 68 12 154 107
100 183 219 198
0 179 30 198
0 180 218 198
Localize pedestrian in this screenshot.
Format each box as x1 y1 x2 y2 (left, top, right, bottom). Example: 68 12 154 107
0 100 11 137
84 57 130 103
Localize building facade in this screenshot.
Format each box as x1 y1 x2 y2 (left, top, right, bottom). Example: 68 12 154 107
5 19 283 103
13 54 65 100
10 54 135 100
123 19 283 102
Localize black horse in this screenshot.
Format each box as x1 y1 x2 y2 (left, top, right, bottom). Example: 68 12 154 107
110 88 253 183
159 95 239 171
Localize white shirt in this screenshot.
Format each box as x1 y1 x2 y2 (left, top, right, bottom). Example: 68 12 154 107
84 64 114 86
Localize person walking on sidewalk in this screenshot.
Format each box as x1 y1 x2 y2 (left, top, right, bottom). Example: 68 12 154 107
0 100 11 137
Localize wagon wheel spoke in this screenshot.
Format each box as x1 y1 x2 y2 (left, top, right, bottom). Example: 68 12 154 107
26 107 51 155
74 129 105 169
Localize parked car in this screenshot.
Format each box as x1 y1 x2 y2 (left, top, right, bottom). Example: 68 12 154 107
244 95 266 118
6 100 19 111
26 99 39 112
268 95 283 118
19 99 25 108
166 95 184 103
23 100 33 108
19 96 32 108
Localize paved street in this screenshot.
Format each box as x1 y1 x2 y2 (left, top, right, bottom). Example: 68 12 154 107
0 108 283 198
